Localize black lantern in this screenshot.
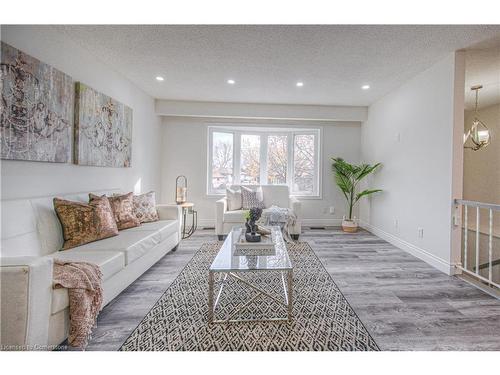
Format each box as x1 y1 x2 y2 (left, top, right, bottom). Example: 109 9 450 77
175 175 187 204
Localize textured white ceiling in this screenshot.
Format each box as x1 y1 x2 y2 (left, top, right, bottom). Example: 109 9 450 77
54 25 500 106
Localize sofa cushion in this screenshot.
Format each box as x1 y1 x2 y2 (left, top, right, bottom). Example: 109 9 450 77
72 230 161 265
48 250 125 314
124 220 178 242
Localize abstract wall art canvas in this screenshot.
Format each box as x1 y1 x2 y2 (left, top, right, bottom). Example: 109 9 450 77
0 42 73 162
74 83 132 167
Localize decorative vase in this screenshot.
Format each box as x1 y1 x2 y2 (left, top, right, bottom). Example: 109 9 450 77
341 219 358 233
244 208 263 242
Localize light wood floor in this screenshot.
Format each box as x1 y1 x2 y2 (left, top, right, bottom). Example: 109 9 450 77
82 227 500 351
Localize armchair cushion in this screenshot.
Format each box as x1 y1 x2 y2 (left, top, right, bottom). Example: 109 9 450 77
226 187 242 211
289 196 302 218
262 185 290 208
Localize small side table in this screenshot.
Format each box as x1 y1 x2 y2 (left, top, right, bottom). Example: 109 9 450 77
179 202 197 239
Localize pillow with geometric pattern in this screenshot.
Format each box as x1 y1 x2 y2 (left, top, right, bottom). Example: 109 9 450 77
241 186 265 209
133 191 159 223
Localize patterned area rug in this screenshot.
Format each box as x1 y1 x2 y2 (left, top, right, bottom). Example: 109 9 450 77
120 242 379 351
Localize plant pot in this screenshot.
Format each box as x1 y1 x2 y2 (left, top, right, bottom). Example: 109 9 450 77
342 220 358 233
245 232 262 242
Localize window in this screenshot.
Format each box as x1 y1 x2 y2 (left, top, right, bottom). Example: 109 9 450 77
240 134 261 184
293 134 316 194
211 132 234 191
267 135 288 185
208 126 321 197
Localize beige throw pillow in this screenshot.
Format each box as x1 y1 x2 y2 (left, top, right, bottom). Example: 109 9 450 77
133 191 159 223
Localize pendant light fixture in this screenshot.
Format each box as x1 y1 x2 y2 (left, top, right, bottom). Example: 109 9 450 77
464 85 491 151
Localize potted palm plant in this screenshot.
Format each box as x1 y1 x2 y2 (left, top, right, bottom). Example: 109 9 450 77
331 157 382 233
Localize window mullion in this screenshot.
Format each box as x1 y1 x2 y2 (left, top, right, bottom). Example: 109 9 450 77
207 129 213 194
287 133 294 192
260 134 268 185
233 131 241 185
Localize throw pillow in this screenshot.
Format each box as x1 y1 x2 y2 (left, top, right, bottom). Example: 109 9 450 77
133 191 159 223
241 186 265 209
54 196 118 250
90 192 140 230
226 187 242 211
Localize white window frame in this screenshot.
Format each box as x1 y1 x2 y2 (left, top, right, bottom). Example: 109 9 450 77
207 125 321 198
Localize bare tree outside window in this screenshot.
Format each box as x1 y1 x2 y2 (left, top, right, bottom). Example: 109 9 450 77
208 128 319 196
267 135 287 184
212 132 233 190
240 134 260 184
293 134 315 193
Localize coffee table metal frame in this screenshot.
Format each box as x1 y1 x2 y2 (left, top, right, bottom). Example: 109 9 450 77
208 227 293 324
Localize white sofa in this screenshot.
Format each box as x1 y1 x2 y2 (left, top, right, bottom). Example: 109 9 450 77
215 185 302 240
0 189 181 350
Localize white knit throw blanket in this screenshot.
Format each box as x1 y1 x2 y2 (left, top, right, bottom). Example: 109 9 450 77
257 205 297 242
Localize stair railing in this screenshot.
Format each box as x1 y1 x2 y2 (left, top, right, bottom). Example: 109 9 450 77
455 199 500 290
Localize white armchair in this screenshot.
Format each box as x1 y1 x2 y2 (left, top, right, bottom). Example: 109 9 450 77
215 185 302 240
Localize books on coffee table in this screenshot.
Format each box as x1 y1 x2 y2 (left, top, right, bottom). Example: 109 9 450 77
233 231 276 256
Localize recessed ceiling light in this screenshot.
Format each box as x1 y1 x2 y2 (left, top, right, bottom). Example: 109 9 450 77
296 82 304 87
156 76 164 82
361 84 370 90
227 79 235 85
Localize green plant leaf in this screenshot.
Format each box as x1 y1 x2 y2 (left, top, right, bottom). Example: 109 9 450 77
355 189 382 203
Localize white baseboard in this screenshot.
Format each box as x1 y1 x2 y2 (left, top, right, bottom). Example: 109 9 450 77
360 220 455 275
302 218 343 227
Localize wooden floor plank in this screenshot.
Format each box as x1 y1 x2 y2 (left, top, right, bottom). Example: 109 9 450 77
79 227 500 351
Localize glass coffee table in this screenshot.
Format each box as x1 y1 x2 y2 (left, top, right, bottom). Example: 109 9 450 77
208 226 293 324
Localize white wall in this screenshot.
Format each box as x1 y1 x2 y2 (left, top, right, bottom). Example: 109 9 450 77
360 53 465 274
155 99 367 122
160 117 361 226
0 25 162 200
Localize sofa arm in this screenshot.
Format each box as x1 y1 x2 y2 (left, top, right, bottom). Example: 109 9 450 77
289 196 302 218
156 204 182 240
1 256 53 350
215 197 227 235
156 204 181 221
